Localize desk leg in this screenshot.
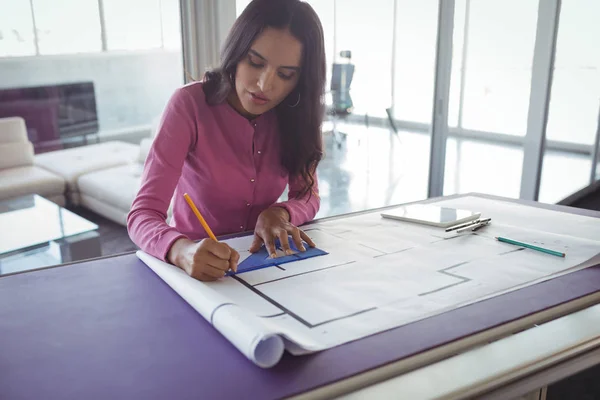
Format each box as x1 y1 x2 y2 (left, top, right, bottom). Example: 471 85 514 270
52 231 102 263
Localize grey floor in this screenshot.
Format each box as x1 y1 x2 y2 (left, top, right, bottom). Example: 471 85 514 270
71 120 594 257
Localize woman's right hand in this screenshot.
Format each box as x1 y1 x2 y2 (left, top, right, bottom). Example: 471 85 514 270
168 238 239 281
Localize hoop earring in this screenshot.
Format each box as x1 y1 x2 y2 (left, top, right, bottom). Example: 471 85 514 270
288 92 300 107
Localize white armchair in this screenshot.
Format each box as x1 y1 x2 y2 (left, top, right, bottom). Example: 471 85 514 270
0 117 66 204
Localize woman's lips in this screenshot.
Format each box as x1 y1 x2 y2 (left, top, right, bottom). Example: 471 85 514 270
249 91 269 105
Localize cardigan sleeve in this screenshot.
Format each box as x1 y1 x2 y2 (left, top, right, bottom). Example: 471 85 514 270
126 88 197 261
274 171 320 227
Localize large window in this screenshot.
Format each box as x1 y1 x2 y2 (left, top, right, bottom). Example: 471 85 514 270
456 0 539 135
234 0 598 203
539 0 600 203
304 0 334 88
393 0 439 124
32 0 102 55
160 0 183 50
444 138 524 198
103 0 163 51
0 0 183 147
1 0 181 56
335 0 394 117
0 0 36 57
539 151 592 204
443 0 539 197
545 0 600 146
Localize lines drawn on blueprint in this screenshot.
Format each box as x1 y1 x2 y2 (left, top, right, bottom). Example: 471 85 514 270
225 221 555 331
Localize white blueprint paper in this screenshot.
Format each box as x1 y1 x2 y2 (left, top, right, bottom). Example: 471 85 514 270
137 196 600 367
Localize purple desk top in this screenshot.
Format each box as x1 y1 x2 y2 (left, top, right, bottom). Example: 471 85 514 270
2 194 600 399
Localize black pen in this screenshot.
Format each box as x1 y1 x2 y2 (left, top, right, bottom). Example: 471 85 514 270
445 217 491 232
456 219 492 233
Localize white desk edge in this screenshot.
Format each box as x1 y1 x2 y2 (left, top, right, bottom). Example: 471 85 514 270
289 292 600 400
341 298 600 399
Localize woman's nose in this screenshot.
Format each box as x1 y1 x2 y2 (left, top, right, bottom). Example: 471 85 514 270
258 69 275 94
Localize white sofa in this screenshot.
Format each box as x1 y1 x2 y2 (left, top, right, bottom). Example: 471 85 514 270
0 117 66 205
76 138 153 225
34 140 140 206
0 115 162 226
75 130 176 226
31 120 159 226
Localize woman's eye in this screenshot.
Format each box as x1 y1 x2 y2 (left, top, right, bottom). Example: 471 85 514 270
248 57 263 68
278 72 294 80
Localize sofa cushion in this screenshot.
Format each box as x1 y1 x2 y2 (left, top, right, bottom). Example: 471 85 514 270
78 164 144 214
79 194 129 226
0 117 28 143
0 165 66 201
0 141 34 169
78 162 173 226
34 141 139 192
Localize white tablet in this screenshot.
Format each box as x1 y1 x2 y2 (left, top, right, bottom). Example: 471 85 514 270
381 204 481 228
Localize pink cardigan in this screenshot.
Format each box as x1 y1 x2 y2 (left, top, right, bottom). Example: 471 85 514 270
127 82 320 261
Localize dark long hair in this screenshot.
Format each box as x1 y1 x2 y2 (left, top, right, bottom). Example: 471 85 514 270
203 0 326 197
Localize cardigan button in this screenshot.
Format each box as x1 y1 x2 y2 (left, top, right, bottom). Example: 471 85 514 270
250 178 255 183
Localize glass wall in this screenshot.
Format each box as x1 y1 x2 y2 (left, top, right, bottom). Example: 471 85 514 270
545 0 600 147
103 0 163 51
233 0 598 204
32 0 103 55
457 0 539 136
335 0 394 117
303 0 335 88
393 0 439 124
0 0 183 152
538 0 600 203
0 0 37 57
443 0 539 197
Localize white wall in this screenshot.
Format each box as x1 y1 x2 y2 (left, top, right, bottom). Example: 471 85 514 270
0 49 183 133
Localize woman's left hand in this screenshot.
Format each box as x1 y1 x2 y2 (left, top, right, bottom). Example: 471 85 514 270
250 207 316 258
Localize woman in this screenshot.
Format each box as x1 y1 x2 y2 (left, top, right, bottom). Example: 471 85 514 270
127 0 326 282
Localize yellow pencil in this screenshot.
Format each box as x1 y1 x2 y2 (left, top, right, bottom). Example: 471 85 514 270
183 193 218 241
